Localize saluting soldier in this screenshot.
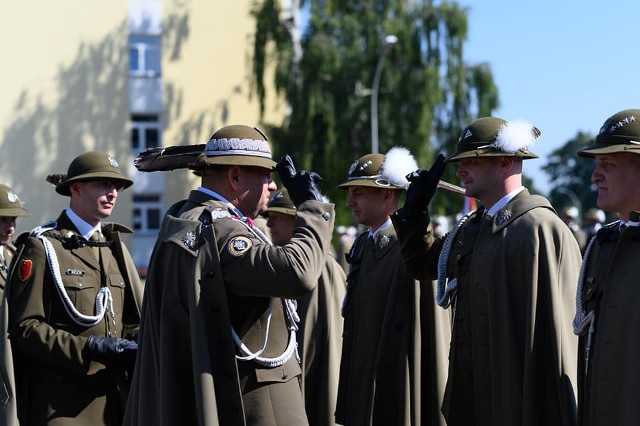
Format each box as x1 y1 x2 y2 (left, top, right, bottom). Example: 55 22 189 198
7 152 143 425
124 125 335 426
392 118 581 426
574 109 640 426
0 184 30 295
335 147 450 426
265 189 346 426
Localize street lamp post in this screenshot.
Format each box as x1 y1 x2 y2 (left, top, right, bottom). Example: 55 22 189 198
370 34 398 154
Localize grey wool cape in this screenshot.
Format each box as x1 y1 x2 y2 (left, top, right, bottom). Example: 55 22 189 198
393 191 581 426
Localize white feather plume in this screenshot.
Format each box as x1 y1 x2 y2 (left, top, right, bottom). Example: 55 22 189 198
382 146 418 188
494 119 540 153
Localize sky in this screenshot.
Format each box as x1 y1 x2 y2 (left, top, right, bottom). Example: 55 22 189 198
460 0 640 194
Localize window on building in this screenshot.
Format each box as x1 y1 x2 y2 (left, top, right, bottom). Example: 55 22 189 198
133 194 163 233
131 114 161 152
129 34 161 77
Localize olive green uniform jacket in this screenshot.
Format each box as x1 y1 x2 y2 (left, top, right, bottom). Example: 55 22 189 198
6 211 143 426
124 190 334 426
392 191 581 426
297 251 346 426
335 224 450 426
577 223 640 425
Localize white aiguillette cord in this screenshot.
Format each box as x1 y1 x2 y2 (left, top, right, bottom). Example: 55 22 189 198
207 191 300 367
34 225 114 327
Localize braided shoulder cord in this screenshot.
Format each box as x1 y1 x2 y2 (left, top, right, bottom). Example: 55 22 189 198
34 227 114 327
437 211 475 308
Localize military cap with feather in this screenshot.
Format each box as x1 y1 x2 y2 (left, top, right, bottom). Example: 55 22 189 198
47 151 133 196
189 124 277 171
448 117 541 162
578 108 640 157
337 147 418 190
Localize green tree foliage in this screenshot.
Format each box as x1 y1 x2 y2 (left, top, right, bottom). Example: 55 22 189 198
251 0 499 224
542 131 598 217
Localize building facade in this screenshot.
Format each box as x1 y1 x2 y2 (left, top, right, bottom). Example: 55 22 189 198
0 0 289 273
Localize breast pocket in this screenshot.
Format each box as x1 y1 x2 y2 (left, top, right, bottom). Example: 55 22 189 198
62 280 98 314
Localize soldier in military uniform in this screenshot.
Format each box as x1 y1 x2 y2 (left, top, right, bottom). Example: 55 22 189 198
335 147 450 426
124 125 335 426
0 184 30 295
573 109 640 426
7 151 143 425
392 118 582 426
265 189 346 426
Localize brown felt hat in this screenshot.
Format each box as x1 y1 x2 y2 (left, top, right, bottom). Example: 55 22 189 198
0 184 30 217
265 189 296 216
53 152 133 196
578 109 640 158
189 125 277 171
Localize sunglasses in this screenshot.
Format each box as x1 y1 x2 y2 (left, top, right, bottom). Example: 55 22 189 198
88 179 127 192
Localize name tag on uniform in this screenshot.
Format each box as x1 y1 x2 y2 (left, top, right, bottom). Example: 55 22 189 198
65 269 86 276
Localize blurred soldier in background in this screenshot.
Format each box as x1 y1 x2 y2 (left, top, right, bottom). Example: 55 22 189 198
0 185 30 295
582 207 605 243
560 206 588 251
265 189 346 426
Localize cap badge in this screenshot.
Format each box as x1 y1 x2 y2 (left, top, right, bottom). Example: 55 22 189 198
496 209 512 225
107 155 119 168
347 161 358 175
462 129 473 140
7 191 18 203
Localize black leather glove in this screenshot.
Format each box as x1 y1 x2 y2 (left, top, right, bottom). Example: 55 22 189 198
400 154 447 221
82 335 137 368
276 154 323 206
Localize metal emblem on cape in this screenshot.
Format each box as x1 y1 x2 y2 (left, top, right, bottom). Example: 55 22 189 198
378 234 390 248
181 231 197 249
19 259 33 282
228 236 252 257
496 208 512 225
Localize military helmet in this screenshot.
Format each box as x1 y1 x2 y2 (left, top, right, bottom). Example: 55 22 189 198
448 117 541 162
189 125 277 171
265 189 296 216
577 109 640 158
52 151 133 196
0 184 30 217
337 147 418 190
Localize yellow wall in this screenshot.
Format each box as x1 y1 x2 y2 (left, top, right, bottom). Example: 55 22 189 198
0 1 131 233
160 0 286 207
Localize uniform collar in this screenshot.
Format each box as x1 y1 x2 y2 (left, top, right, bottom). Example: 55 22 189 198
65 207 101 240
368 218 392 239
486 186 525 217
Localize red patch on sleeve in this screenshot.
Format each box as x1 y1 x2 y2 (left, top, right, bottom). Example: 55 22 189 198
18 259 32 282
